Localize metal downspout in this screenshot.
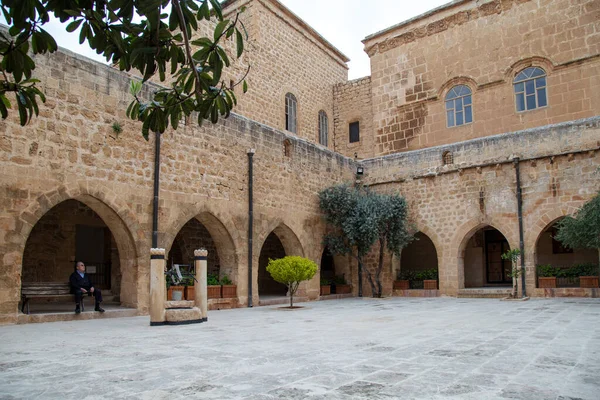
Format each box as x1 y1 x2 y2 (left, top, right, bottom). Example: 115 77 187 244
514 157 527 297
247 149 255 307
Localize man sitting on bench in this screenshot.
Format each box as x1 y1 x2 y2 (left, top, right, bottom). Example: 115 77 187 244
70 261 105 314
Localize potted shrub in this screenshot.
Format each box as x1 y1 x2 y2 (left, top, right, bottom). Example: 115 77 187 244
333 275 352 294
576 263 599 288
320 278 331 296
182 276 195 301
393 270 413 290
207 273 221 299
536 264 559 288
221 274 237 298
422 268 438 290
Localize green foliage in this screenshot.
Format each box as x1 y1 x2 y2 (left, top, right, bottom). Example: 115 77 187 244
396 270 416 281
500 248 521 263
538 263 599 278
320 278 331 285
266 256 317 307
1 0 249 138
181 275 194 287
332 275 347 285
536 264 560 278
414 269 438 281
220 274 233 285
555 193 600 251
207 273 220 286
318 184 413 297
111 121 123 136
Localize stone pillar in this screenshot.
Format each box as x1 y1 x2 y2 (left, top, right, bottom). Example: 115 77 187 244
195 249 208 321
150 248 166 326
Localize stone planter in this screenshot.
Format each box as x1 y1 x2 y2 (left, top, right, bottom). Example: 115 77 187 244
580 276 599 288
335 284 352 294
208 285 221 299
538 277 557 288
423 280 438 290
185 286 195 300
393 280 410 290
168 286 185 301
320 285 331 296
222 284 237 298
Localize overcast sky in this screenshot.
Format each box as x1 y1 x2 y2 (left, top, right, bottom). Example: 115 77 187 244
2 0 450 79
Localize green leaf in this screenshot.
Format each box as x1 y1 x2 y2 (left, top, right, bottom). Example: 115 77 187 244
243 80 248 93
66 19 83 33
213 20 229 42
236 30 244 58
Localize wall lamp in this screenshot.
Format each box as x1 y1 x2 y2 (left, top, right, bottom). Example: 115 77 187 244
356 166 364 175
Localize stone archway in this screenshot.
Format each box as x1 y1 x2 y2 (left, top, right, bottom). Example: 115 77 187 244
534 217 598 287
256 223 304 299
399 232 439 276
17 193 139 313
461 226 513 288
165 212 239 284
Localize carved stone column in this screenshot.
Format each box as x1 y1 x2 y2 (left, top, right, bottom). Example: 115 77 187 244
150 248 166 326
195 249 208 321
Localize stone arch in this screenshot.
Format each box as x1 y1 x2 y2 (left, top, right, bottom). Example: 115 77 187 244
15 183 140 309
451 216 518 289
438 76 478 99
505 56 555 80
163 207 240 284
399 232 439 273
255 219 305 259
525 207 580 251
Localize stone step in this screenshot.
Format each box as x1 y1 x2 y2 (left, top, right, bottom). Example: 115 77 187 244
165 300 195 309
164 307 203 324
258 296 308 306
457 288 512 298
17 306 137 324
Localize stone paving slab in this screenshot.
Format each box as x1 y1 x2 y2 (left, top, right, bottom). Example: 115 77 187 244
0 297 599 399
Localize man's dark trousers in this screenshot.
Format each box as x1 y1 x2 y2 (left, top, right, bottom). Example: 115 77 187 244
69 272 103 306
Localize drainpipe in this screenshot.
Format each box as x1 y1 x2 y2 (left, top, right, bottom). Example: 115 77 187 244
152 131 161 248
513 157 526 298
247 149 255 307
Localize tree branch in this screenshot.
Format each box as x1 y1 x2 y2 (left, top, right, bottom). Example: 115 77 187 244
172 0 203 101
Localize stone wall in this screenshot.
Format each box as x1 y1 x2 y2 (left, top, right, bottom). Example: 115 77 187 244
333 77 375 159
359 117 600 297
360 0 600 156
0 47 356 324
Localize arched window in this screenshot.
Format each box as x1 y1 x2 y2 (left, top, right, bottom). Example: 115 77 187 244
285 93 297 133
318 110 328 146
442 151 453 165
514 67 547 112
445 85 472 127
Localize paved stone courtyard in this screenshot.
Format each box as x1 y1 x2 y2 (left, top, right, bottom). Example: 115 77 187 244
1 297 599 400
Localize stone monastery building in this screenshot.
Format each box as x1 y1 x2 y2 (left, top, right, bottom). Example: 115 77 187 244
1 0 599 324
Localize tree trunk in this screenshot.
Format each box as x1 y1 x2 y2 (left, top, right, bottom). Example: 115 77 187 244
512 262 517 298
357 257 363 297
289 284 293 308
363 263 378 298
375 238 385 298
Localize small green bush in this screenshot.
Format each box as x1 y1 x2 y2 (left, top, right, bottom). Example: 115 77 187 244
415 268 438 281
320 278 331 285
537 264 560 277
397 270 416 281
333 275 347 285
207 273 220 286
267 256 318 307
220 275 233 285
572 263 599 277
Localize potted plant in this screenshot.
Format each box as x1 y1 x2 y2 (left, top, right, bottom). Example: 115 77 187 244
182 276 195 301
536 264 559 288
167 279 185 301
221 274 237 298
393 270 413 290
575 263 599 288
207 273 221 299
320 278 331 295
422 268 438 290
333 275 352 294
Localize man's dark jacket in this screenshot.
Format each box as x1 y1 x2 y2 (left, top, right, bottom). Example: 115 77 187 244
69 272 93 293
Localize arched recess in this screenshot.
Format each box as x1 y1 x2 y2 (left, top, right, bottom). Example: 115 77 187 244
320 247 336 281
20 195 139 308
257 223 304 298
399 232 439 276
460 225 513 288
534 217 598 286
166 212 238 283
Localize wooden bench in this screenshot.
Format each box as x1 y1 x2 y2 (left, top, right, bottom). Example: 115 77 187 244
20 282 82 314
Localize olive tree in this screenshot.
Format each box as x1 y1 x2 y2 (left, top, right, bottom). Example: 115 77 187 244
266 256 317 308
0 0 248 138
555 192 600 277
318 184 413 298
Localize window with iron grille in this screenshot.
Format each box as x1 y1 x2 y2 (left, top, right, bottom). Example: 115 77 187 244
514 67 547 112
445 85 473 127
285 93 297 133
442 151 454 165
349 121 360 143
318 110 328 146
